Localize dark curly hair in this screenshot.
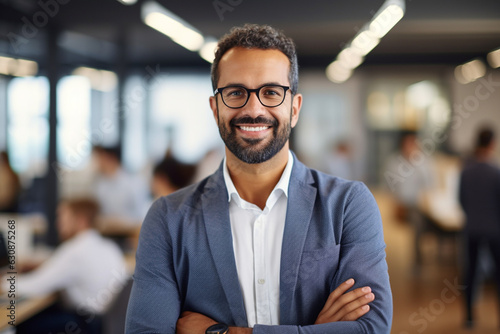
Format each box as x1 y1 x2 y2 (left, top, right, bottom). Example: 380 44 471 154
477 127 495 149
211 24 299 94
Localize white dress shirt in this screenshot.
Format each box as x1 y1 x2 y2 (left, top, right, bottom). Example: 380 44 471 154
10 229 128 314
223 151 293 327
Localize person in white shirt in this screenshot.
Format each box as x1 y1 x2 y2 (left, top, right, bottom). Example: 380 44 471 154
126 24 392 334
384 132 436 274
10 198 128 334
93 146 150 224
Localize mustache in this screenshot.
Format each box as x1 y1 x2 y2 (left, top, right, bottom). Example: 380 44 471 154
230 116 277 127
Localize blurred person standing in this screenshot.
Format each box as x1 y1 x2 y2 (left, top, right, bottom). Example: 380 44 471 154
459 127 500 328
92 146 149 224
385 132 436 272
324 140 355 180
0 151 21 212
2 198 128 334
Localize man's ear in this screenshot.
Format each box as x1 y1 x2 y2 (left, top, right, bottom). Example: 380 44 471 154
209 96 218 124
291 93 302 129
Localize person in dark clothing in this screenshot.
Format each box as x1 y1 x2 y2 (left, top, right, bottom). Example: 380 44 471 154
459 127 500 328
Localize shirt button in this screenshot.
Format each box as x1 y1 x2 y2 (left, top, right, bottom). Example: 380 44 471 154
258 279 265 285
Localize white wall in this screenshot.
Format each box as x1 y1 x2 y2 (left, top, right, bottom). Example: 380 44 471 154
294 70 367 180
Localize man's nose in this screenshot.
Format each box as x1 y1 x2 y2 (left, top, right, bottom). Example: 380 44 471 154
242 92 266 118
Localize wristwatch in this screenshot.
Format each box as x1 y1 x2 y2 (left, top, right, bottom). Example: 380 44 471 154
206 323 229 334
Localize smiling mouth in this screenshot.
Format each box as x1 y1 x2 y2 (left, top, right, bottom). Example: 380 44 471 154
238 126 271 132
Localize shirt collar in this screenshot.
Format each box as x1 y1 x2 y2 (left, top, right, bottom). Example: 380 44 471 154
223 151 294 204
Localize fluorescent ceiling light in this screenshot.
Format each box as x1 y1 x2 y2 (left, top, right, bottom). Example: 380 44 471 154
14 59 38 77
116 0 137 5
337 47 364 69
0 56 38 77
461 59 486 82
369 3 405 38
73 66 118 92
326 61 353 83
142 1 204 52
351 30 380 56
487 48 500 68
199 38 218 63
454 59 486 84
326 0 405 83
454 65 468 84
0 56 16 75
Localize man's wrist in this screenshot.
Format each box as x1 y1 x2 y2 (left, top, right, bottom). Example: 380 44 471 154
206 323 229 334
228 327 252 334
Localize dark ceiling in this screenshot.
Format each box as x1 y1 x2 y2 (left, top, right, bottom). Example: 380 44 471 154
1 0 500 74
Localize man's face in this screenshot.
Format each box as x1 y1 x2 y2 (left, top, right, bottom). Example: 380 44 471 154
210 47 301 164
57 204 77 241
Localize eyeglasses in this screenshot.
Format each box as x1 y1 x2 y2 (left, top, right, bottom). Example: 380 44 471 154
214 84 291 109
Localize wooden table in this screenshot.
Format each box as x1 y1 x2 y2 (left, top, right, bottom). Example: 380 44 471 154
0 293 57 330
418 189 465 265
418 189 465 232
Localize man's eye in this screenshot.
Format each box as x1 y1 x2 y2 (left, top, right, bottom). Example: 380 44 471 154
262 88 280 96
225 89 245 98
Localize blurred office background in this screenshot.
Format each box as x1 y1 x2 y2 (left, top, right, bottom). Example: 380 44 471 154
0 0 500 333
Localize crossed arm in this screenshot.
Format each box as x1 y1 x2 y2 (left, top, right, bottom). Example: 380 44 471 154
125 183 391 333
176 278 375 334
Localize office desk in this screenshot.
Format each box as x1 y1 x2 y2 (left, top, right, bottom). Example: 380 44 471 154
96 217 142 253
418 189 465 232
0 293 57 331
418 189 465 265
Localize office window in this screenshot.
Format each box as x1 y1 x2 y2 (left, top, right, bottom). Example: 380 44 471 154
148 73 222 164
91 88 119 148
366 79 451 131
7 76 49 176
57 75 92 170
122 75 148 172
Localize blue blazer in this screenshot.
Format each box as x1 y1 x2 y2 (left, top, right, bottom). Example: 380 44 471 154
125 155 392 333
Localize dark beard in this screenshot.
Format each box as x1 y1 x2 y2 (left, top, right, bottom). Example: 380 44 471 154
219 115 291 164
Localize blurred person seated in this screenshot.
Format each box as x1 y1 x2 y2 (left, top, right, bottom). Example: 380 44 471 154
385 131 436 272
0 151 21 213
386 132 436 218
151 156 196 199
459 127 500 328
92 146 149 225
324 140 355 180
2 198 128 334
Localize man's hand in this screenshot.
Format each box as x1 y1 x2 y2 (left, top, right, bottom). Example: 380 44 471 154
315 278 375 324
176 311 252 334
176 311 218 334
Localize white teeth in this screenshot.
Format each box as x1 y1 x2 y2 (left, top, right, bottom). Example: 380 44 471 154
240 126 269 132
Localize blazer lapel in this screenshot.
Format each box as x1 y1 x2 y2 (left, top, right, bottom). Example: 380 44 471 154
279 157 317 324
202 166 248 327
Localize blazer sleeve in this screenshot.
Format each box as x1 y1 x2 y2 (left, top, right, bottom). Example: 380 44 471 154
125 198 180 333
253 182 392 334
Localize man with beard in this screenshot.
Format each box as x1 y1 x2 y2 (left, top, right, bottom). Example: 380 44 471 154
125 24 392 334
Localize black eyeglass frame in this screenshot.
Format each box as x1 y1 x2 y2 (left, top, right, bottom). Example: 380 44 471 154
214 84 291 109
